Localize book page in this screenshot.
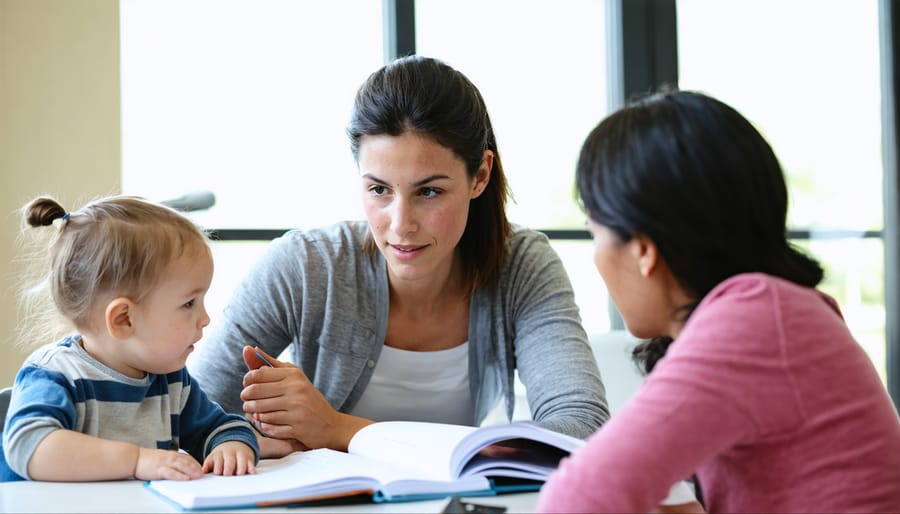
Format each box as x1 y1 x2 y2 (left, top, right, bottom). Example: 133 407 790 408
450 421 585 477
146 448 423 509
347 420 587 493
349 421 478 480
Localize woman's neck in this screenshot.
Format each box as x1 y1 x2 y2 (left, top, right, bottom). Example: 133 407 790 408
385 265 472 351
387 254 469 318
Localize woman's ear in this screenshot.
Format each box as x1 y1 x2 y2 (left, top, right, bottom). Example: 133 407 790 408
631 234 660 278
470 150 493 199
105 298 135 340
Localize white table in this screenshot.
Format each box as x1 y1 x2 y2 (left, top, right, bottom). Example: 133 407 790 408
0 479 538 513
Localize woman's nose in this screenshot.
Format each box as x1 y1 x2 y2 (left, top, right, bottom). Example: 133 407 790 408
390 197 418 235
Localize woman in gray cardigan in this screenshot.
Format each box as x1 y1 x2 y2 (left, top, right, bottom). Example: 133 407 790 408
192 55 609 457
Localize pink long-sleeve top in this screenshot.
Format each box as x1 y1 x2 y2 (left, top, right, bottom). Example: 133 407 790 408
538 272 900 513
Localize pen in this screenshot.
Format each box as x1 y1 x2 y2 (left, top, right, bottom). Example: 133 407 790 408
255 350 275 368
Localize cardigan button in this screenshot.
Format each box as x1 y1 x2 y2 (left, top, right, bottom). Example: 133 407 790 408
367 359 375 368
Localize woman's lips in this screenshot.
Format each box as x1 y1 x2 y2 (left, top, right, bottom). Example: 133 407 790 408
389 243 427 260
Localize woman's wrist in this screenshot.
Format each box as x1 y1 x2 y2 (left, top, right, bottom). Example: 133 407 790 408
332 413 375 451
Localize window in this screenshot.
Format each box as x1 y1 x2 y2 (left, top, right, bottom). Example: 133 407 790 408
677 0 886 378
120 0 383 337
120 0 895 395
120 0 382 229
416 0 614 332
121 0 616 335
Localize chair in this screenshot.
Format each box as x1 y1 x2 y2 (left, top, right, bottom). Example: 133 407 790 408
0 386 11 430
589 330 646 415
480 330 647 425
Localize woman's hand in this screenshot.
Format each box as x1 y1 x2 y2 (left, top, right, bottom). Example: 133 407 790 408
240 346 374 451
256 434 308 459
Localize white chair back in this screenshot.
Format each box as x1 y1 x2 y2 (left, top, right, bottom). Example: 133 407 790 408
589 330 646 415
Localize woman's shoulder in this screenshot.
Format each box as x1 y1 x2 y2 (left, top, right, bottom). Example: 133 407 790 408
508 223 549 241
266 221 371 262
504 224 555 259
701 272 833 310
257 221 382 286
690 272 844 339
488 225 572 298
500 224 569 277
276 220 369 247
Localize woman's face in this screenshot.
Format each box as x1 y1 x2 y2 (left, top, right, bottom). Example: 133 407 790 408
586 217 673 339
357 131 490 285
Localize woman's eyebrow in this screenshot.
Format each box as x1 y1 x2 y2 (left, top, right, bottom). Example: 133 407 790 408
361 173 451 187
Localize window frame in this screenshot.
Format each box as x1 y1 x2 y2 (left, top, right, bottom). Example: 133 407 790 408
880 0 899 409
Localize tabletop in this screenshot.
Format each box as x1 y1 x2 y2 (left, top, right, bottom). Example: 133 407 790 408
0 479 538 513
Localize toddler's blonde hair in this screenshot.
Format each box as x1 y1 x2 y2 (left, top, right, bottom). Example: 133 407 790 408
16 195 211 348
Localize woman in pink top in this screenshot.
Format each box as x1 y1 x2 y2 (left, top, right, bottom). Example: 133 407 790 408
537 90 900 513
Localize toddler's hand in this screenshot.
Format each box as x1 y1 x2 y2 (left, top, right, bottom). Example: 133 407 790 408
134 447 204 481
202 440 257 476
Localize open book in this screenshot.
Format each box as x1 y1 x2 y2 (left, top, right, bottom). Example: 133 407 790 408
145 420 584 510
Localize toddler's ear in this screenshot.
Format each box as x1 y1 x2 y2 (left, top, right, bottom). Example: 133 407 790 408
106 297 135 339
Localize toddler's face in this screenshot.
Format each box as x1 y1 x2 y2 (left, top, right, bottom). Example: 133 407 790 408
127 243 213 375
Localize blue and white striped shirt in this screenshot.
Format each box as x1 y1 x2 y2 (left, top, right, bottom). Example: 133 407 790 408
1 336 257 481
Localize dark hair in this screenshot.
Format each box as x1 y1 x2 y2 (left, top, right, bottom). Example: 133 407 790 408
347 55 511 290
576 89 824 373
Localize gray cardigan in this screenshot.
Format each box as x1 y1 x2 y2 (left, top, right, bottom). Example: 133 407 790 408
192 221 609 439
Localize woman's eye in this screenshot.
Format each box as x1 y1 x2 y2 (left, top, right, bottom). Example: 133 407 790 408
419 187 440 199
369 185 388 196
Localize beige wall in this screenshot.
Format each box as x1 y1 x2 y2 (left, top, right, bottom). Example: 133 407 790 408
1 0 120 386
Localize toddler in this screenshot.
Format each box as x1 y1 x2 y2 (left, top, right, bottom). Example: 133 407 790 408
1 195 258 482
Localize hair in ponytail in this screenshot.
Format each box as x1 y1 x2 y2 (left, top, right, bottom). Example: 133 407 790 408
15 195 210 348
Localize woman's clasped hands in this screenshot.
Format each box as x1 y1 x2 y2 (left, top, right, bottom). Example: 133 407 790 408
240 346 374 457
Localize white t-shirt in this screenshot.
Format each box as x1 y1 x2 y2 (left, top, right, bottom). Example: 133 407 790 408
350 342 474 426
662 480 699 506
